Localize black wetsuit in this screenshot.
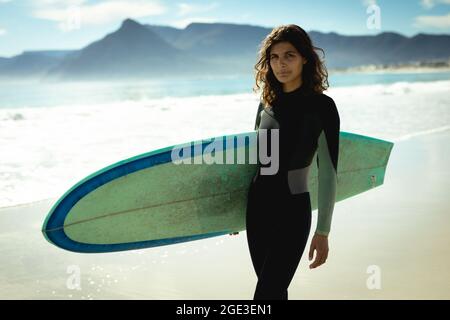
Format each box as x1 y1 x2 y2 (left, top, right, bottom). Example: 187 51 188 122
246 85 340 300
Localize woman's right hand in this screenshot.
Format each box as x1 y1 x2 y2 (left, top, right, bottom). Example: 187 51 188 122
308 233 329 269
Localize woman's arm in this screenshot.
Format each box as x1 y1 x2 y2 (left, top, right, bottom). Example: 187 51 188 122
309 97 340 269
254 101 264 130
315 97 340 237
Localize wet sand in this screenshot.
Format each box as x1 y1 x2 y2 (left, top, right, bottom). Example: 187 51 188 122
0 130 449 300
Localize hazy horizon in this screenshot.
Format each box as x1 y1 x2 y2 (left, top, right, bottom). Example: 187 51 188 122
1 0 450 57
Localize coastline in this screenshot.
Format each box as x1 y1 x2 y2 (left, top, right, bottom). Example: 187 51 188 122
0 128 449 299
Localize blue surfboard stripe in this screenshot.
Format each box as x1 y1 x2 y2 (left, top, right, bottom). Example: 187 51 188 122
43 133 253 253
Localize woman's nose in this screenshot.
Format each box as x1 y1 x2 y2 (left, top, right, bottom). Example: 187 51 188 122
277 58 287 68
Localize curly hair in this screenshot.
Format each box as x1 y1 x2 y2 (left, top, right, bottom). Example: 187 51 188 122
253 24 329 107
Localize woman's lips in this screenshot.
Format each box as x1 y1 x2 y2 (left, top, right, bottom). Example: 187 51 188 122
279 72 290 76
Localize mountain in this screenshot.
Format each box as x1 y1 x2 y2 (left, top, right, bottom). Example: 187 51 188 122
0 19 449 80
46 19 218 80
146 22 269 72
0 57 9 68
391 33 450 61
308 31 450 68
148 22 268 55
145 24 184 45
146 24 450 69
0 50 75 78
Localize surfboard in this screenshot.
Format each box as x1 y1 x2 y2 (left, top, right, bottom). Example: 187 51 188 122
42 131 394 253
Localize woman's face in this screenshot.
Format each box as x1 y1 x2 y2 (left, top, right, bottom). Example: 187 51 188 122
269 41 307 90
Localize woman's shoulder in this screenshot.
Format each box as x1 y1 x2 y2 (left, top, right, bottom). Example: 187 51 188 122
312 93 340 126
313 92 338 114
314 92 336 106
258 101 275 114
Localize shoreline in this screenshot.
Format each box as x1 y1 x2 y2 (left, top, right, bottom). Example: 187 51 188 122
1 67 450 85
330 67 450 75
1 126 449 211
330 61 450 74
0 128 449 299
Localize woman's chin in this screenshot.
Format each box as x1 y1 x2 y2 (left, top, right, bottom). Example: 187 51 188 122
276 77 290 83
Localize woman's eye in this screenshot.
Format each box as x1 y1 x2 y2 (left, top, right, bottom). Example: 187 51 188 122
270 54 294 59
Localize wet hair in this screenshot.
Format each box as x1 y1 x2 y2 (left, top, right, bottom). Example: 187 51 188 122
253 24 329 106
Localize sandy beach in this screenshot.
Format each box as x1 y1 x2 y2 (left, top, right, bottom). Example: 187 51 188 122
0 128 449 300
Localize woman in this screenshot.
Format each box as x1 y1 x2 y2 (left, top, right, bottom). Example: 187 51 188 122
246 24 340 300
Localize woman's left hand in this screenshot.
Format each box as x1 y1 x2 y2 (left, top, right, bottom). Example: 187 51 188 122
308 233 329 269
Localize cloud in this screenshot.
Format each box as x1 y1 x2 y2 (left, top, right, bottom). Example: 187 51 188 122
414 12 450 28
362 0 378 6
170 17 217 29
177 2 219 16
0 28 6 36
420 0 450 9
32 0 86 6
31 0 167 30
172 2 219 29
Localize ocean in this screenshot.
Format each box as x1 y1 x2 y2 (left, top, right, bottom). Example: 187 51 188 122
1 71 449 208
0 71 449 300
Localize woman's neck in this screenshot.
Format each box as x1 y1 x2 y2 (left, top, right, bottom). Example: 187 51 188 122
282 78 303 93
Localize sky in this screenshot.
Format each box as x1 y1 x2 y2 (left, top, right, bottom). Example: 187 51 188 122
0 0 449 57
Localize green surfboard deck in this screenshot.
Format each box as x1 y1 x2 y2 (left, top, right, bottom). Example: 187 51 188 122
42 131 394 253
